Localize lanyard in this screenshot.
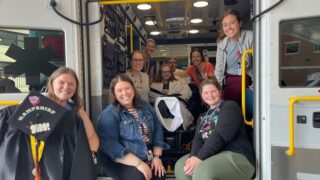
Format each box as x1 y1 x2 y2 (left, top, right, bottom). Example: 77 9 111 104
30 135 45 180
201 101 223 124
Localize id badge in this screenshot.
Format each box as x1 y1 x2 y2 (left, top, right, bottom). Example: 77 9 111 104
147 150 153 162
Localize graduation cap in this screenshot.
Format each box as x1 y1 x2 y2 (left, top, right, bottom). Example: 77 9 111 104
8 90 67 141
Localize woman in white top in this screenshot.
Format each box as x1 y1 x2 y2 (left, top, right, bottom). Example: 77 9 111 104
150 64 193 129
125 51 150 102
150 64 191 103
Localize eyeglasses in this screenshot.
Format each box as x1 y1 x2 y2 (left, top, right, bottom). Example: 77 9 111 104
168 61 176 64
132 59 144 62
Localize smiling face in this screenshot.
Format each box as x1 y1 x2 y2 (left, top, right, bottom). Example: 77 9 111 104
145 41 156 56
191 51 202 67
168 58 177 71
161 66 172 81
52 73 77 105
114 80 135 109
131 52 145 73
201 84 222 108
222 14 242 42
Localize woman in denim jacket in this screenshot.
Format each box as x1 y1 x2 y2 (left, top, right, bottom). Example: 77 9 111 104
97 74 168 180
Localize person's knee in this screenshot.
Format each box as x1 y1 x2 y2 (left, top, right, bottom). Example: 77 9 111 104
193 165 208 179
193 163 222 180
174 156 185 175
174 155 190 179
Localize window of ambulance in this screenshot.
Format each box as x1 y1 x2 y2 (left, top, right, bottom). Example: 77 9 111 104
0 28 65 93
279 17 320 87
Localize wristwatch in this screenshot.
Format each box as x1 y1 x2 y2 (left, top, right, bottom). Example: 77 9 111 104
153 155 161 159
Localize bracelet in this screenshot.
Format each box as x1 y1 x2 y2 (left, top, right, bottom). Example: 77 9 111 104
153 155 161 159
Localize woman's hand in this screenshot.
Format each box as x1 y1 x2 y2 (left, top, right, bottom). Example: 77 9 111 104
136 161 152 180
151 157 165 177
183 156 203 176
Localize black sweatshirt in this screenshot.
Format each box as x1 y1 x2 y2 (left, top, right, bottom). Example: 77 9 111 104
190 100 255 165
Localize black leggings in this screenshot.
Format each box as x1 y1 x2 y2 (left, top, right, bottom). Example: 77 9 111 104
100 155 165 180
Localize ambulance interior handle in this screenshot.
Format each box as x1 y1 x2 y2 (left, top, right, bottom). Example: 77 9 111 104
286 96 320 157
241 48 253 127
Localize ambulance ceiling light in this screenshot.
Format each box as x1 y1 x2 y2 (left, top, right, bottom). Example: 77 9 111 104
190 18 203 24
145 20 156 26
189 29 199 34
137 4 152 10
193 1 208 8
150 31 161 35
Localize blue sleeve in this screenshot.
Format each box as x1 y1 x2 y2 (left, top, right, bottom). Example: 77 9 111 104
97 105 129 160
143 101 169 150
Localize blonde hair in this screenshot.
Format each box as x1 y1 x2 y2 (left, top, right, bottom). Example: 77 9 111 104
146 38 156 47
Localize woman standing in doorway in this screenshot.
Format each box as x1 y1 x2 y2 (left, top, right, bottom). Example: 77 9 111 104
215 10 253 105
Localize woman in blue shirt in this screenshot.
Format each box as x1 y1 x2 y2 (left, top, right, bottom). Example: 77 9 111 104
97 74 168 180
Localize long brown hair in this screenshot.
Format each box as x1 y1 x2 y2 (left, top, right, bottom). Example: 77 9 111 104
190 48 205 65
47 67 82 111
109 74 143 110
217 10 242 42
154 63 177 83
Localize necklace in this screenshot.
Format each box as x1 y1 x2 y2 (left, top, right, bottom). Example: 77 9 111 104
201 101 223 123
195 63 208 80
130 72 143 91
199 101 223 139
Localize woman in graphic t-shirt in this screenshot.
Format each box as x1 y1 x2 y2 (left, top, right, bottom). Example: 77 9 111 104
174 78 255 180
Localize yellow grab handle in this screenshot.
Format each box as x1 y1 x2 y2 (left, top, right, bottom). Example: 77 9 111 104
286 96 320 157
0 101 21 106
99 0 181 5
126 24 133 53
241 48 253 127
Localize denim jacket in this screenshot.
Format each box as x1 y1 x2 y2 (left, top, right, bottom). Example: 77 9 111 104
97 100 169 161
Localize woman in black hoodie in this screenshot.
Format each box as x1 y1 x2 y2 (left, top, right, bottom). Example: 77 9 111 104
174 77 255 180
